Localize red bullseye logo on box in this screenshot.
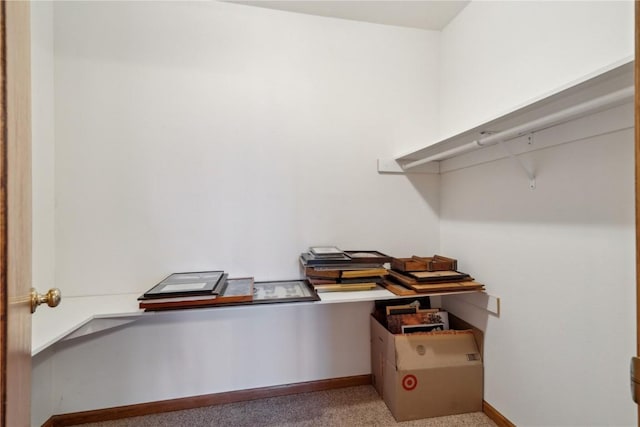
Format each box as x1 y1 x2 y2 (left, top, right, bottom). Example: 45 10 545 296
402 374 417 391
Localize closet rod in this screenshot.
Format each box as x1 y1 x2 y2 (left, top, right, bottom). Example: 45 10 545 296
402 85 634 170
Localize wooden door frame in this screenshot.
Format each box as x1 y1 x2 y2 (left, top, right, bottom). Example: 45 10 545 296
1 1 32 425
1 1 9 422
635 1 639 426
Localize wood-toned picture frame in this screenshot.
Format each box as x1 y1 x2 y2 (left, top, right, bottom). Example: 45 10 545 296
217 277 255 304
252 280 320 304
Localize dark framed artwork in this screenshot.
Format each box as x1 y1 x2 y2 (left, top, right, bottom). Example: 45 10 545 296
140 271 225 299
140 276 254 311
343 250 393 264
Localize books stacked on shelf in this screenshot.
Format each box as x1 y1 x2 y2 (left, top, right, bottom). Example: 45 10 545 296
300 246 391 292
137 271 254 311
382 255 485 296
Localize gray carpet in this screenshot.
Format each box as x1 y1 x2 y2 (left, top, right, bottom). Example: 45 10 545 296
79 385 498 427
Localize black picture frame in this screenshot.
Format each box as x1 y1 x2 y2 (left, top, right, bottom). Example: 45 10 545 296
252 280 320 304
343 250 393 264
138 276 253 311
406 270 471 283
300 252 351 265
140 271 225 299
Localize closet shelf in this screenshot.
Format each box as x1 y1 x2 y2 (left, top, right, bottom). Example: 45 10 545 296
378 58 634 175
31 287 497 356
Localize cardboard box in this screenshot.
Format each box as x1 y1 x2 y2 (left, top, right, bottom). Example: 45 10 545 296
370 313 483 421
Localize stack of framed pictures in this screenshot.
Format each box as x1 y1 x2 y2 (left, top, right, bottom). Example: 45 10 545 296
300 248 391 292
138 271 254 311
382 255 485 296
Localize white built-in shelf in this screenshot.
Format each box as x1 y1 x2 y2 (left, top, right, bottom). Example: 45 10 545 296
31 288 397 356
378 58 634 177
31 287 498 356
31 293 143 356
316 286 397 303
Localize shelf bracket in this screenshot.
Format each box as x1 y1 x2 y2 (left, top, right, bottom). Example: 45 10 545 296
497 137 536 189
61 316 141 343
441 291 500 316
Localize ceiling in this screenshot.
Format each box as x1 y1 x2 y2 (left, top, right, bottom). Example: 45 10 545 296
227 1 471 31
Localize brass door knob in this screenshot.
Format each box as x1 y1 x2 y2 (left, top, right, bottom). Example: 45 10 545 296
30 288 61 313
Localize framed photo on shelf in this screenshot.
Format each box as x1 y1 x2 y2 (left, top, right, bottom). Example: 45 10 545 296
300 252 351 265
217 277 255 303
406 270 471 282
343 250 393 264
252 280 320 304
138 276 254 311
309 246 343 256
140 271 226 299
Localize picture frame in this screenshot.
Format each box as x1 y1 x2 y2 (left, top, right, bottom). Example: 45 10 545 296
300 252 351 265
252 279 320 304
218 277 255 303
343 250 393 264
140 271 226 299
139 276 254 311
309 246 344 257
406 270 471 283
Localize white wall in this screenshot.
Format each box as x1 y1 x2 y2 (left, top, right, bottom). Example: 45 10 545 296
438 0 634 139
31 2 55 426
31 1 55 292
31 2 441 423
47 301 373 415
31 349 54 427
441 116 635 426
53 1 441 297
30 4 56 424
437 1 636 424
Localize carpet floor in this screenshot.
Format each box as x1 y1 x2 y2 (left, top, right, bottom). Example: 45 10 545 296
78 385 497 427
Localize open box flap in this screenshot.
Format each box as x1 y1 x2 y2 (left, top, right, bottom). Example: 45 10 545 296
394 330 481 370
